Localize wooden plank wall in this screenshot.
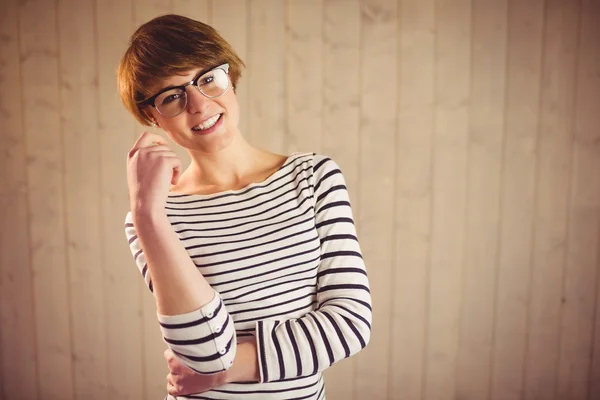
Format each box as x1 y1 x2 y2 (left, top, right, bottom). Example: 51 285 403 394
1 0 599 399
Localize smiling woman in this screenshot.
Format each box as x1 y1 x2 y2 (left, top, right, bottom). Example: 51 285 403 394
117 14 372 400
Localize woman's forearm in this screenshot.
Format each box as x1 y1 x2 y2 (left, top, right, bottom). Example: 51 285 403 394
133 209 214 316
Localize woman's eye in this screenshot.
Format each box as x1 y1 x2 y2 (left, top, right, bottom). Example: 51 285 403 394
162 93 181 104
200 76 214 86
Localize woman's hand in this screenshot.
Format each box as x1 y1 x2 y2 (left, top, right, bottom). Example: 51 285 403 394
164 349 227 396
127 131 182 216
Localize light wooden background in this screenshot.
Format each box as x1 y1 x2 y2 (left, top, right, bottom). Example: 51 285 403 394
1 0 599 399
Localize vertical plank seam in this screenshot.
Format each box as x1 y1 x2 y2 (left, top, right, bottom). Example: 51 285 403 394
487 1 511 398
353 1 363 395
284 0 290 154
587 183 600 399
422 0 438 397
16 0 42 397
553 0 583 398
454 0 474 397
318 0 323 154
54 0 78 397
92 0 109 395
386 0 401 398
246 0 252 143
283 0 289 154
586 5 600 387
387 0 401 397
520 0 548 396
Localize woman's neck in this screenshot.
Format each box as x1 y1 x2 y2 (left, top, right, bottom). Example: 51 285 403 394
173 136 283 195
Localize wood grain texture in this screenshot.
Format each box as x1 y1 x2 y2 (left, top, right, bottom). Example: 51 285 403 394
173 0 211 22
97 0 145 398
588 4 600 398
390 0 434 398
557 0 600 398
19 0 75 398
321 1 361 398
247 0 286 153
57 0 108 398
321 0 361 202
455 1 508 399
0 1 599 398
285 0 323 154
425 1 471 399
0 0 39 398
353 1 397 399
212 0 249 138
523 0 580 398
490 1 545 399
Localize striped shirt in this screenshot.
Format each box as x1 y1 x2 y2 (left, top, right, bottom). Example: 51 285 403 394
125 153 372 399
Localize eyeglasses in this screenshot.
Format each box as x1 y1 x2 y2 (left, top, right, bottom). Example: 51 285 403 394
138 63 230 118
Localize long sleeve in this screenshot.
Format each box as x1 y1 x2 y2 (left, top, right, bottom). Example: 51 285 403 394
125 214 237 374
255 155 372 382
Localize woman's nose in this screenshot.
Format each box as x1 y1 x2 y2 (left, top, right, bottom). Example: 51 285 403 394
185 85 210 114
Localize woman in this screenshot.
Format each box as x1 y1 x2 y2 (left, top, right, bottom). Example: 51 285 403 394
119 14 372 399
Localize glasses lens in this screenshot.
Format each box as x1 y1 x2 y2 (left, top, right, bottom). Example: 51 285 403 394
155 88 187 117
198 68 229 98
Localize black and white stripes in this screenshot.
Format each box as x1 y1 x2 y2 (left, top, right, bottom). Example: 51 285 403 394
125 153 372 399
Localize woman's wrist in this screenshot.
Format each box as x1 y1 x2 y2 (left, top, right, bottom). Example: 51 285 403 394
131 203 168 225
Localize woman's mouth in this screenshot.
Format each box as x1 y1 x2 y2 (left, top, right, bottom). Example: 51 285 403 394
191 114 223 134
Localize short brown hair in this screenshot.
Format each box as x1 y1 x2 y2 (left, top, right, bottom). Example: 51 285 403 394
117 14 245 126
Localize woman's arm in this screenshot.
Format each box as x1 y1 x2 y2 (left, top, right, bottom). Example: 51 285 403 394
251 155 372 382
125 132 236 375
223 156 371 383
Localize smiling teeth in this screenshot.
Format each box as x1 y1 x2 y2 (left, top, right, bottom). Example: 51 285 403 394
193 114 220 131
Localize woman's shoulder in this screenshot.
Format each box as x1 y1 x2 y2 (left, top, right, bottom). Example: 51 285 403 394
286 152 340 171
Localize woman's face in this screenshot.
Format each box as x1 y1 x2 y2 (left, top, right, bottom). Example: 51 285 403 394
146 66 241 154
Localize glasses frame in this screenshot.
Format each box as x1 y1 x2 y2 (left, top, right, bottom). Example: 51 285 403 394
137 63 230 118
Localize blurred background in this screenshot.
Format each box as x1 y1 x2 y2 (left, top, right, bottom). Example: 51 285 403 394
1 0 600 399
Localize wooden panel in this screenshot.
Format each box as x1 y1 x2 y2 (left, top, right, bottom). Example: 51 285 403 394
455 1 507 399
322 0 361 200
18 0 75 398
353 1 397 399
285 0 323 154
0 0 39 398
523 1 580 399
425 0 471 399
390 0 435 398
212 0 249 140
557 0 600 398
321 1 361 398
490 1 545 399
247 0 286 153
591 3 600 389
57 0 107 397
134 0 172 24
173 0 210 22
96 0 145 398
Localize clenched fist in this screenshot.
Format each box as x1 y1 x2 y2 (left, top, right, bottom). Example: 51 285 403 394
127 131 182 216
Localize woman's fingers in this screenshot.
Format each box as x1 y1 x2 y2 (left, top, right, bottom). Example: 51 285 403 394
128 131 169 158
170 156 182 185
